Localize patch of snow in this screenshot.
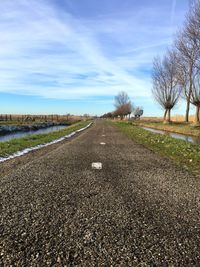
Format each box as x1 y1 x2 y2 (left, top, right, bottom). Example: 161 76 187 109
0 123 92 163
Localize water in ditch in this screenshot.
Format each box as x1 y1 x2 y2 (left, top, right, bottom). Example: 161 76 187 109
0 125 67 142
142 127 200 145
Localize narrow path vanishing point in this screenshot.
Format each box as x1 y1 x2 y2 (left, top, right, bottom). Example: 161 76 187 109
0 120 200 266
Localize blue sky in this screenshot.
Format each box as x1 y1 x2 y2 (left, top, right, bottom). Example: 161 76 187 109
0 0 190 116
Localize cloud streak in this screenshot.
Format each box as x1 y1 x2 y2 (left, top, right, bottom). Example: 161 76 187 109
0 0 187 113
171 0 177 26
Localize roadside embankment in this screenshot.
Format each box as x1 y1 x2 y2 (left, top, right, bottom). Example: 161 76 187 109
112 121 200 177
0 121 92 161
0 121 73 135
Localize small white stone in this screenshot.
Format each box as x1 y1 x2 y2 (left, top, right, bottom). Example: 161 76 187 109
92 162 102 169
100 142 106 145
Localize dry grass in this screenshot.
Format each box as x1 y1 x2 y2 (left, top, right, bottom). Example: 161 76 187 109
171 115 196 122
0 114 88 124
141 117 163 122
141 115 196 123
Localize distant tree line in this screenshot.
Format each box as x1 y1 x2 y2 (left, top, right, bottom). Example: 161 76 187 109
152 0 200 124
101 91 143 120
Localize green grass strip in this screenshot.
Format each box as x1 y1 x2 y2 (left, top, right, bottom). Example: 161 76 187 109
112 121 200 177
0 121 90 158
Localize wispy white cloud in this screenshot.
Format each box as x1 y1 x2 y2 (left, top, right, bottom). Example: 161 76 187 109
0 0 186 105
171 0 177 26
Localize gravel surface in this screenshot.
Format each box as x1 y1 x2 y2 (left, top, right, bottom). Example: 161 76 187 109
0 120 200 266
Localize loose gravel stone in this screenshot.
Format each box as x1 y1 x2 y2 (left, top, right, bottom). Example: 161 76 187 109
0 120 199 266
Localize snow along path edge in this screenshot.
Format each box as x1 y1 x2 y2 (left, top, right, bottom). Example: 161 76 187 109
0 122 93 163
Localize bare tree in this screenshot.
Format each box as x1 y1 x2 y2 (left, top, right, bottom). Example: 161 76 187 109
101 112 113 119
115 106 126 120
187 0 200 53
66 113 70 121
175 1 200 122
114 91 130 109
152 51 181 123
114 91 133 120
124 102 133 119
190 73 200 124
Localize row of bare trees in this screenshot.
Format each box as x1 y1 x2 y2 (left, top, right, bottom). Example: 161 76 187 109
101 91 143 120
152 0 200 124
101 91 133 119
114 91 133 119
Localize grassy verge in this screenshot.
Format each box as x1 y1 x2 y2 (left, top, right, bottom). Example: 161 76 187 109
112 121 200 177
0 121 91 158
134 121 200 137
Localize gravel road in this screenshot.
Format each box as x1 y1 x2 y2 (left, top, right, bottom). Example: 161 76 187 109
0 120 200 266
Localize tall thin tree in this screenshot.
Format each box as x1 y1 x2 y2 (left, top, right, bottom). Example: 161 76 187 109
152 51 181 123
175 1 200 122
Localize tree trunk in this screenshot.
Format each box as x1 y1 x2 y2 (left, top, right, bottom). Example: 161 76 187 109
167 109 171 122
185 96 191 123
164 109 171 123
185 74 193 123
195 106 200 124
163 109 167 122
